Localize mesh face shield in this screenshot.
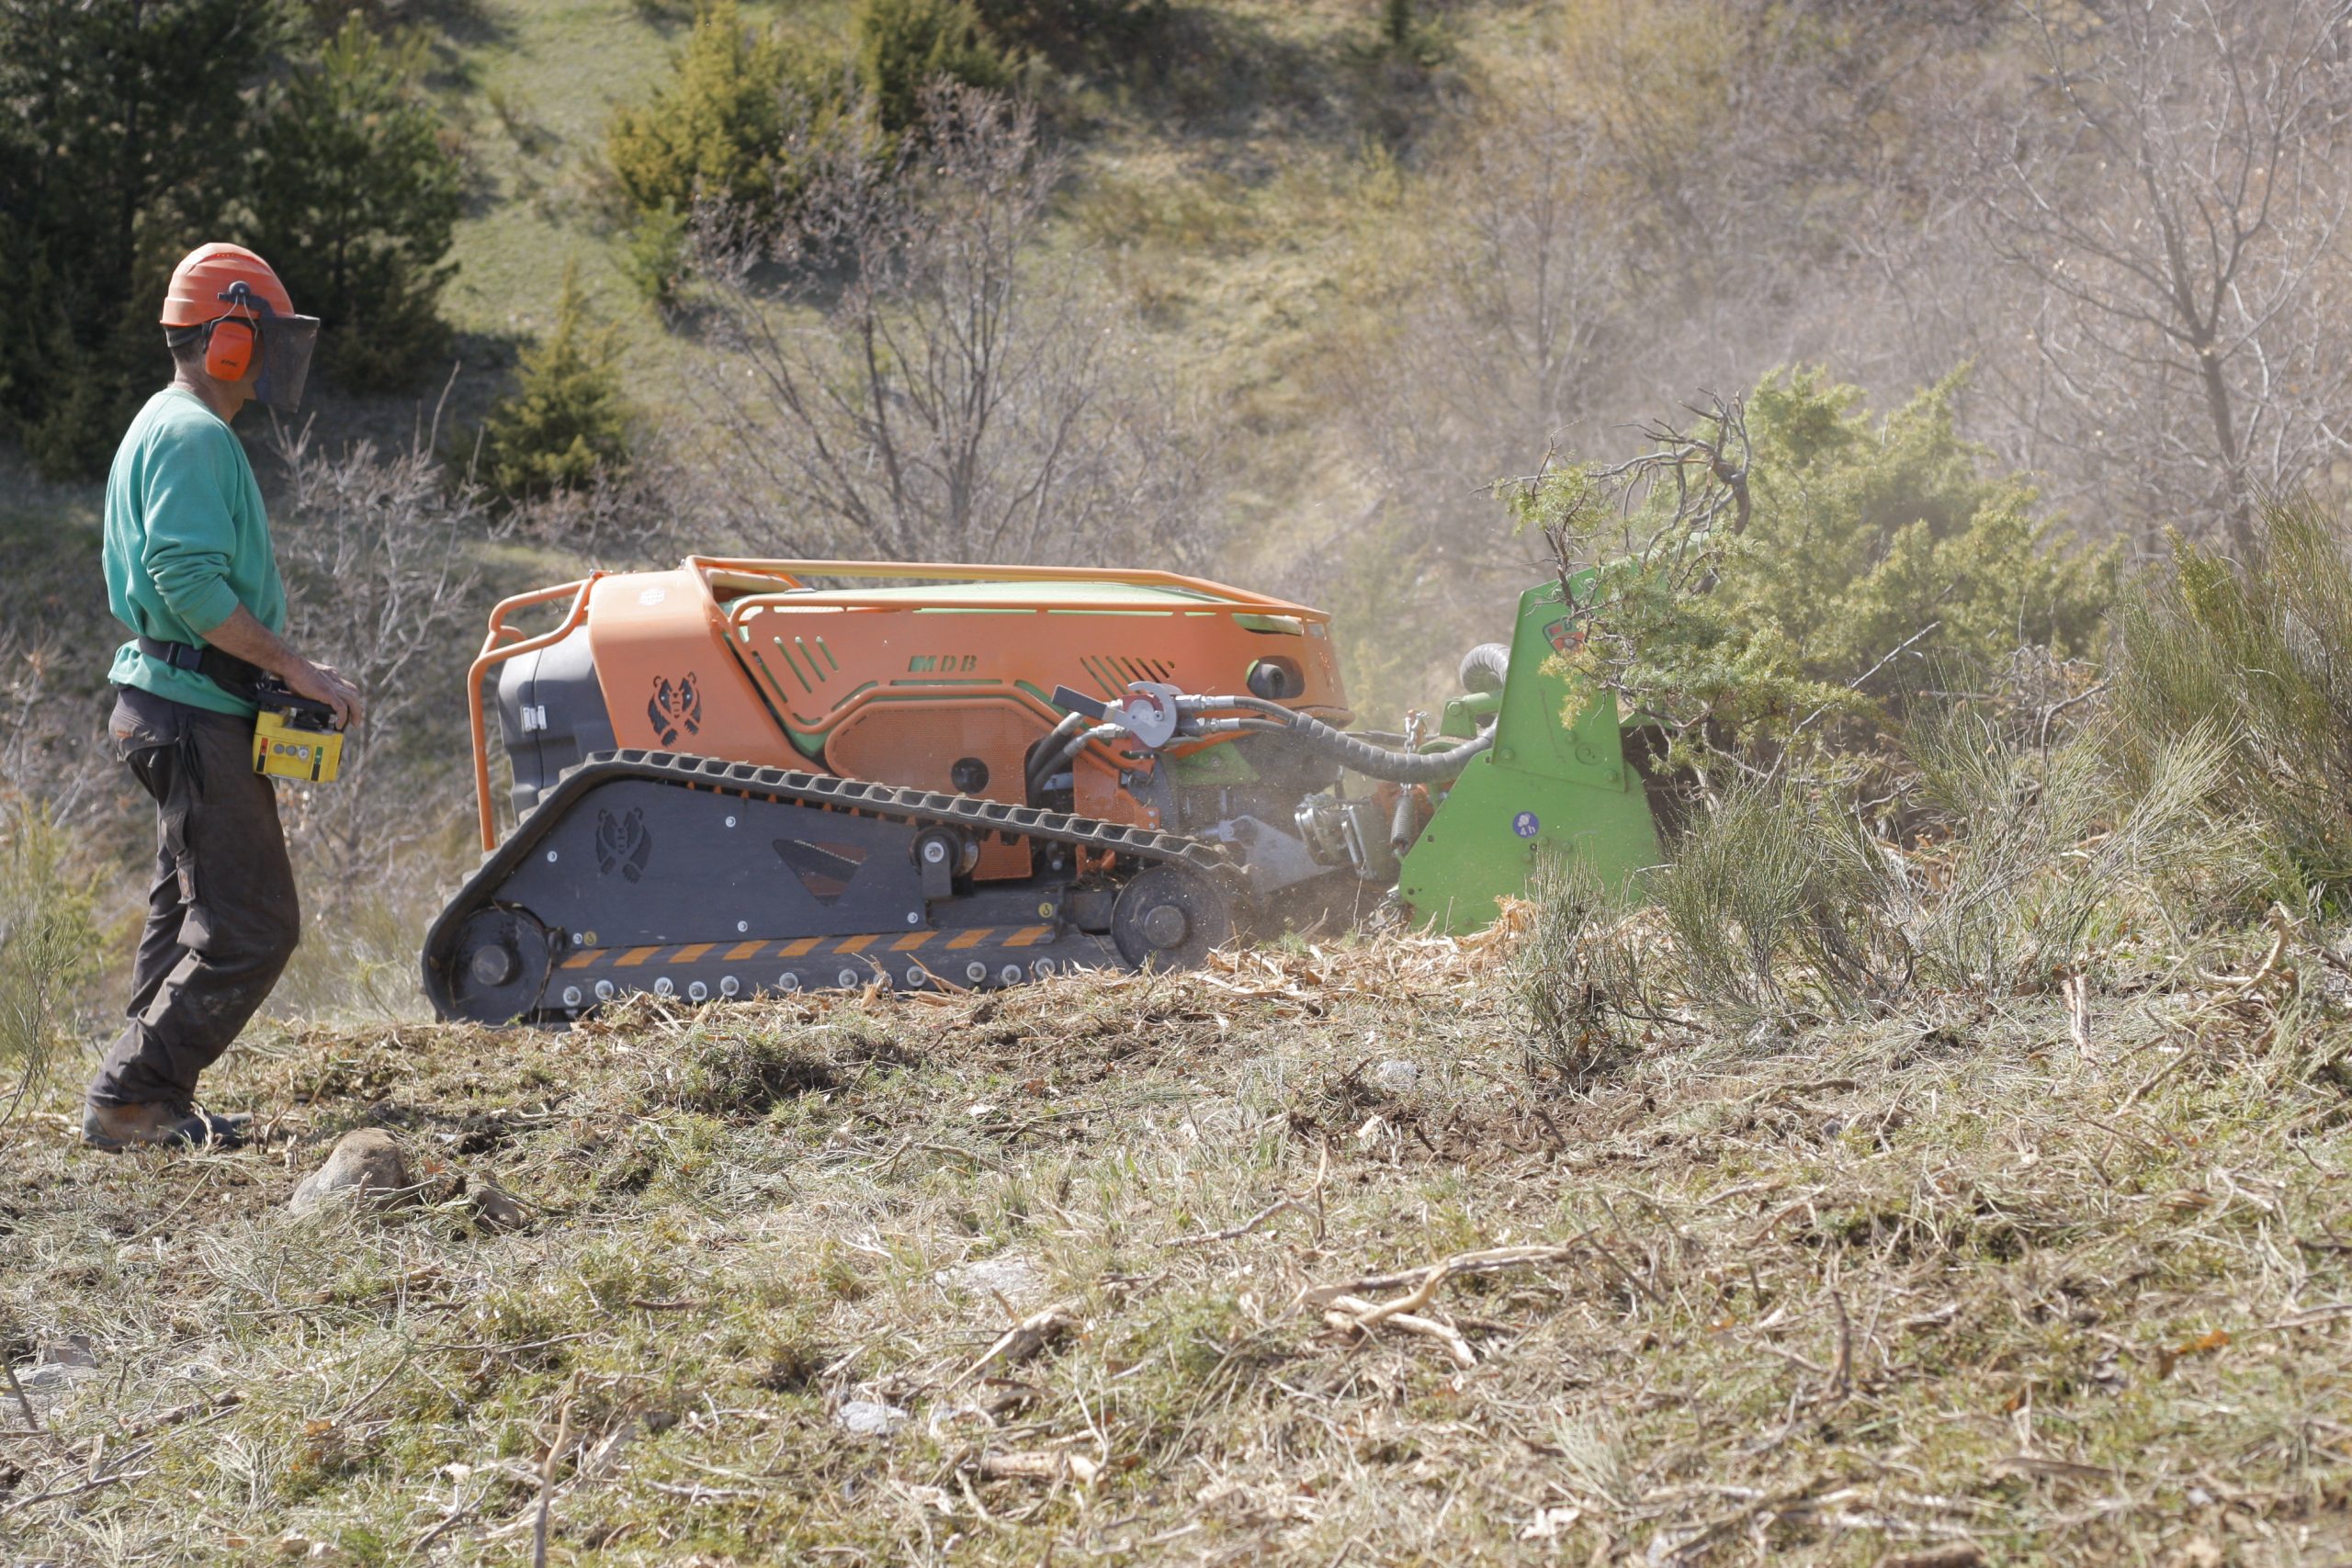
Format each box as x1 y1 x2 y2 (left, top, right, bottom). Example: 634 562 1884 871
218 281 321 414
251 312 321 413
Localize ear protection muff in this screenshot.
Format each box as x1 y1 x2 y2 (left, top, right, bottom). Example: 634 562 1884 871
204 317 257 382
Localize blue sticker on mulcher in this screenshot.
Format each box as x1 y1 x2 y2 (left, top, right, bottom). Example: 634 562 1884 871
1512 811 1540 839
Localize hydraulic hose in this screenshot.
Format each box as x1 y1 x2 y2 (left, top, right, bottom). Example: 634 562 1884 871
1025 710 1092 795
1180 695 1493 784
1458 642 1511 694
1032 721 1132 791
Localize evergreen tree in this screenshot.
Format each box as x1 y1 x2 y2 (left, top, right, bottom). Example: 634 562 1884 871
0 0 281 478
477 262 635 502
246 15 466 390
607 0 806 222
852 0 1014 136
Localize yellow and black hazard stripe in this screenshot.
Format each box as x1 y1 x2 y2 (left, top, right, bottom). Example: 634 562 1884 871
557 925 1058 973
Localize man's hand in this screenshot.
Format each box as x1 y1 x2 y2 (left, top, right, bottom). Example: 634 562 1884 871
201 607 365 729
286 660 364 730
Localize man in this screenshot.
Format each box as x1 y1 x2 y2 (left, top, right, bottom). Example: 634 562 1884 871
84 242 364 1151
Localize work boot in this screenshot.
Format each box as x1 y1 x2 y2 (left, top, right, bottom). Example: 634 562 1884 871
82 1101 251 1152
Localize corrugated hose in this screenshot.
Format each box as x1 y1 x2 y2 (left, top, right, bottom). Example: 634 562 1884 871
1180 695 1493 783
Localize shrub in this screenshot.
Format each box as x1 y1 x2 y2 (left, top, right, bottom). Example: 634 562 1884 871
1651 776 1912 1030
1514 369 2119 770
0 799 102 1122
1515 711 2253 1055
606 0 1021 267
2111 499 2352 901
607 0 828 229
1512 856 1645 1085
623 203 694 306
852 0 1016 136
475 262 635 502
1355 0 1447 69
1907 709 2253 990
1734 369 2114 694
246 14 465 390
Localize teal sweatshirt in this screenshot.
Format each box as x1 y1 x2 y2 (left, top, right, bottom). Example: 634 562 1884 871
103 387 288 717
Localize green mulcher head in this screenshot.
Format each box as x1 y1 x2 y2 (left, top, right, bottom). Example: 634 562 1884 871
1397 572 1665 933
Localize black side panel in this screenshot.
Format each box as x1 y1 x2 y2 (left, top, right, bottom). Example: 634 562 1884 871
495 625 617 819
490 779 926 947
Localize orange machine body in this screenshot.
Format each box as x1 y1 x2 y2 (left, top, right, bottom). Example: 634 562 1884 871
468 559 1350 879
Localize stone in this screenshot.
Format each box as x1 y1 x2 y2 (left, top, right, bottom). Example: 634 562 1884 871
288 1129 413 1215
465 1178 530 1232
835 1399 909 1438
10 1338 99 1406
934 1256 1044 1306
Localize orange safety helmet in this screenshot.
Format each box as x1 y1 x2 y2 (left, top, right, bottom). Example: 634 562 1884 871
160 243 321 413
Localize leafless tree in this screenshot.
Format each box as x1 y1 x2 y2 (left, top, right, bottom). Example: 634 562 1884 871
268 422 486 899
1330 76 1627 501
687 86 1220 570
493 459 690 568
1979 0 2352 558
0 627 107 825
1300 73 1639 706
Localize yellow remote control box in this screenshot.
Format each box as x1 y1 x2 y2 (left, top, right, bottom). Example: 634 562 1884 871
253 704 345 783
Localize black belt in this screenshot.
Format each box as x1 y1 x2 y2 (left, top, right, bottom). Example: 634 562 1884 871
136 635 266 700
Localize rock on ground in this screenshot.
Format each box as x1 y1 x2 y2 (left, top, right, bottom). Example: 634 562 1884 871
465 1178 530 1231
835 1400 909 1438
934 1255 1045 1305
288 1129 413 1215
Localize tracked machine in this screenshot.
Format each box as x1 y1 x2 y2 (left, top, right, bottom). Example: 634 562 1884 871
423 558 1667 1023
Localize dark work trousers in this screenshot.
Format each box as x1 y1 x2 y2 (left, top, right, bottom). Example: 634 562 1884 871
86 685 300 1110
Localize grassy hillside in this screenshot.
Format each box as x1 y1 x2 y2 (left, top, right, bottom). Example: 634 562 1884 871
425 0 1521 581
436 0 787 346
5 926 2348 1563
11 7 2352 1563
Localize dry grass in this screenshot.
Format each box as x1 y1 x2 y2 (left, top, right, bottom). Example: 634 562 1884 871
5 914 2350 1565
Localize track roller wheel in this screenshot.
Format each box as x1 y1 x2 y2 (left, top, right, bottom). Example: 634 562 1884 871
447 907 554 1023
1111 865 1234 970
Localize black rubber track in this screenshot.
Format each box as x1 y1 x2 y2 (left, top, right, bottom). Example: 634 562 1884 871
421 750 1237 1021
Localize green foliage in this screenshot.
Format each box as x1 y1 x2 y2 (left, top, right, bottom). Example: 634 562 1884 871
1518 368 2118 763
1651 777 1910 1029
247 15 467 390
1512 855 1641 1085
0 799 101 1121
2112 500 2352 900
606 0 820 225
1907 709 2253 989
0 1 463 473
605 0 1022 249
476 262 634 502
0 0 283 479
1738 369 2112 688
851 0 1016 136
623 204 694 306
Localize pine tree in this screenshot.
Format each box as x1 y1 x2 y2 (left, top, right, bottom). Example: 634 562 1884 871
0 0 282 478
607 0 803 221
853 0 1015 136
477 262 636 502
246 15 466 390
